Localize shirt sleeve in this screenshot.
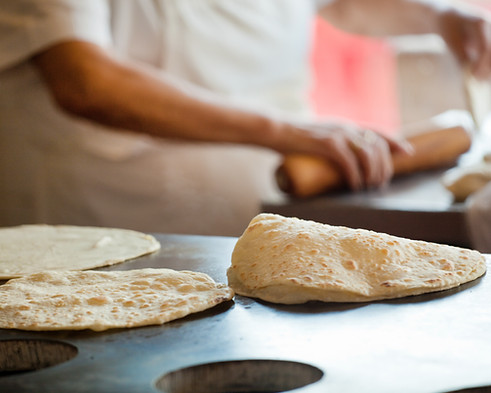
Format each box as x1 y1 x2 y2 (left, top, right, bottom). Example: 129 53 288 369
0 0 112 71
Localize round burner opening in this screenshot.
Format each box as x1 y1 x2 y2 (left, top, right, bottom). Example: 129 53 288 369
0 339 78 376
156 359 324 393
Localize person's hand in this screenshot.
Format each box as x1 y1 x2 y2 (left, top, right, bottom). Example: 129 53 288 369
439 6 491 79
275 121 412 191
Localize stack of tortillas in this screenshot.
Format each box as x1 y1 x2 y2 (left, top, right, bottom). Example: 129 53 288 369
0 225 233 331
228 214 486 304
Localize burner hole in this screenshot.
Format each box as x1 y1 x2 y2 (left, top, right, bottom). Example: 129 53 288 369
156 359 323 393
0 339 78 376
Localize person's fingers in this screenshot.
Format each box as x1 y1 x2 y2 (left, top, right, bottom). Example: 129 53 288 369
452 13 491 79
440 10 468 64
348 131 377 187
383 135 414 155
348 130 393 188
324 135 364 191
439 10 491 79
469 20 491 79
289 123 396 190
373 136 394 187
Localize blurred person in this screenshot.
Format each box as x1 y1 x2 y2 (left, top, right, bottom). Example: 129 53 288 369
0 0 490 236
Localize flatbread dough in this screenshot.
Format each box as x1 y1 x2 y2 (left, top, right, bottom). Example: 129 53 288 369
0 268 234 331
228 214 486 304
0 225 161 279
442 161 491 202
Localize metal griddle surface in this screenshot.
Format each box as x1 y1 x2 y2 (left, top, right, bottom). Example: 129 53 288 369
1 234 490 393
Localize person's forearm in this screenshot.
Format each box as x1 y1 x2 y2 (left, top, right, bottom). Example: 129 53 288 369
32 41 284 149
32 41 365 160
319 0 450 37
31 40 408 190
80 62 280 146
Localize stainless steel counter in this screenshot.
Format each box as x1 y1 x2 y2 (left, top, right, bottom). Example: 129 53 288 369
1 234 490 393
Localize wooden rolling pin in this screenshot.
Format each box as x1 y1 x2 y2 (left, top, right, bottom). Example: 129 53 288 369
276 123 472 198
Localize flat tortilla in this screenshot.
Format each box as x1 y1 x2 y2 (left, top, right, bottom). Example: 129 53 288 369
228 214 486 304
0 225 161 279
0 268 234 331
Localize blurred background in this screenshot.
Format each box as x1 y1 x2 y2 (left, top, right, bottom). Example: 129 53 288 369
310 0 491 136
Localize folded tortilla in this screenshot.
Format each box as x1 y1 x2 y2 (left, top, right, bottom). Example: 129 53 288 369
228 214 486 304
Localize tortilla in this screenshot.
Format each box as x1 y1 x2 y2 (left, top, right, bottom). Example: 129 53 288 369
442 161 491 202
0 225 161 279
0 268 234 331
227 214 486 304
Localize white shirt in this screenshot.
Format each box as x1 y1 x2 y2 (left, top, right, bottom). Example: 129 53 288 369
0 0 326 236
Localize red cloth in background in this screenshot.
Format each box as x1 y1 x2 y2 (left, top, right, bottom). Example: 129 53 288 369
310 18 400 136
467 0 491 10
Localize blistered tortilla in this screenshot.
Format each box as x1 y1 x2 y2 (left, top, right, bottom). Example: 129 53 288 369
228 214 486 304
0 268 234 331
